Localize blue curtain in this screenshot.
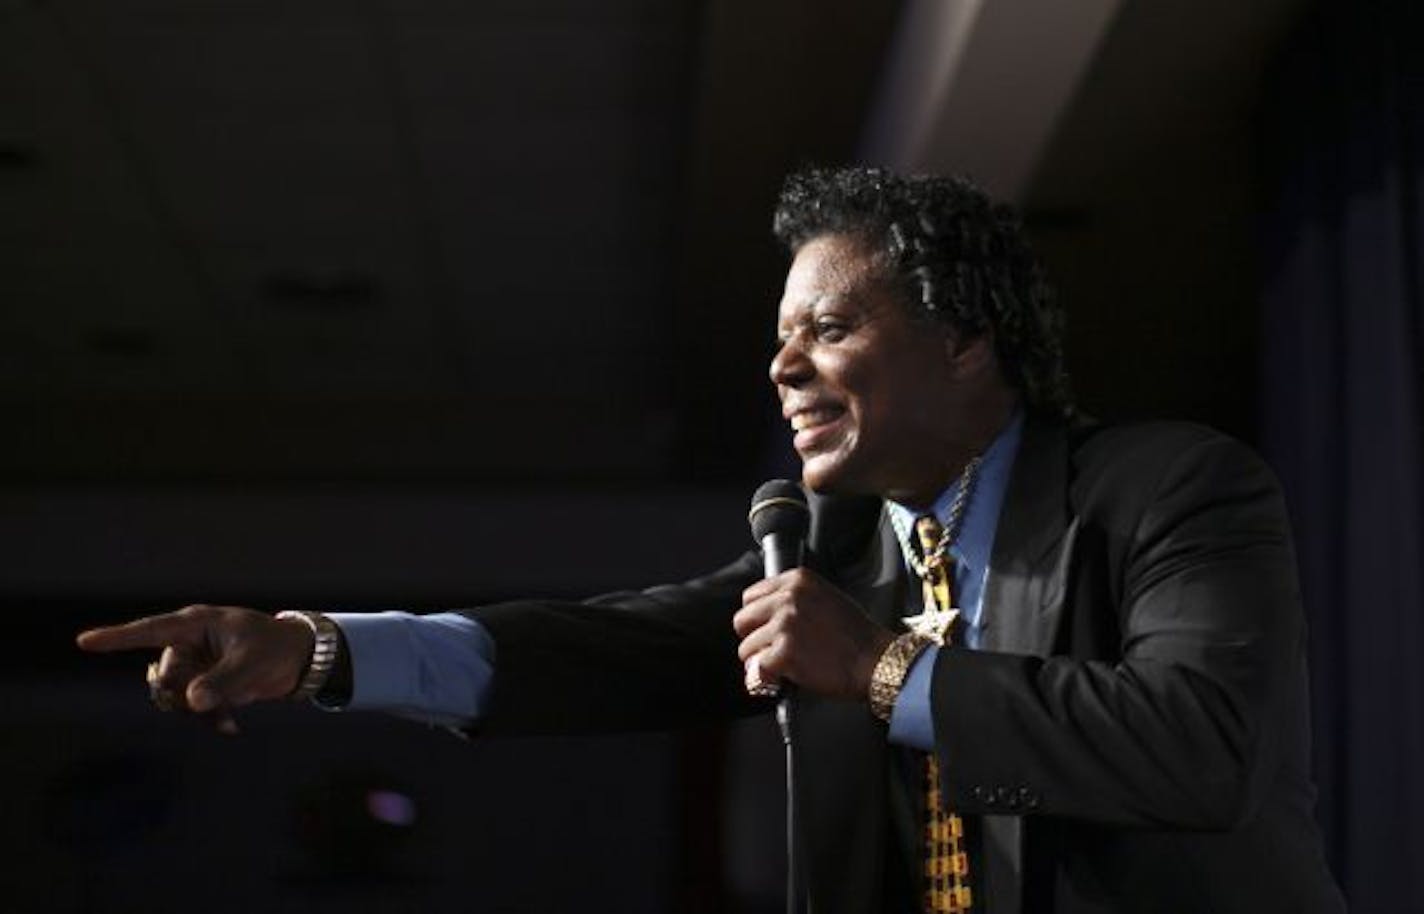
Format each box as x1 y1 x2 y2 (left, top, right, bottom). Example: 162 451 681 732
1259 1 1424 909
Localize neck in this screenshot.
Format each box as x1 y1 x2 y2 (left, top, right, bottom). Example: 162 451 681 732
887 391 1018 510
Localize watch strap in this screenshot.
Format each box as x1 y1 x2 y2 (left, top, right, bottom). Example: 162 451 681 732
274 610 340 702
868 631 934 722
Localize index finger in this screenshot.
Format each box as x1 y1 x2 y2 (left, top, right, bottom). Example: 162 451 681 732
741 570 794 604
76 611 207 654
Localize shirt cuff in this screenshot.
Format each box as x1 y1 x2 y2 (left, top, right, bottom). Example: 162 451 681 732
886 644 938 751
325 611 496 728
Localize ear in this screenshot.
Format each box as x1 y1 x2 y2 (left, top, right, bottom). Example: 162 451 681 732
943 330 996 378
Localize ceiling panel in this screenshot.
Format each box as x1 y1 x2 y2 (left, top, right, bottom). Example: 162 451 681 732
74 10 378 112
1 243 246 396
1 0 896 482
136 113 409 241
396 20 687 111
200 236 453 397
0 7 164 242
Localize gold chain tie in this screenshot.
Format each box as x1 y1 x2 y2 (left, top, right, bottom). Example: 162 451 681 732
915 515 973 914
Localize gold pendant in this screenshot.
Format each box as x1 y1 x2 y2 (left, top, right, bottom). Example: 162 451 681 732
901 606 959 646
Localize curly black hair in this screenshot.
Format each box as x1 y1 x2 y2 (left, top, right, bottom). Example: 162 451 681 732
772 166 1072 415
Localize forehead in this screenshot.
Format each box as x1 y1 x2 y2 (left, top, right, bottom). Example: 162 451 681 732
778 234 888 323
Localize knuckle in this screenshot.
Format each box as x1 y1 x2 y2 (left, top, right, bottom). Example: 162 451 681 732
787 574 815 598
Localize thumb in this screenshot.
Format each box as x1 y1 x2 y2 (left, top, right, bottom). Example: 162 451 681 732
183 610 312 712
187 653 261 713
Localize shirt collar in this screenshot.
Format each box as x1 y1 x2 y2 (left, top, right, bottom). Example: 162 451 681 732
885 410 1024 577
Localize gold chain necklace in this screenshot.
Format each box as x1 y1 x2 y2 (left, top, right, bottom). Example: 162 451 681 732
898 455 983 577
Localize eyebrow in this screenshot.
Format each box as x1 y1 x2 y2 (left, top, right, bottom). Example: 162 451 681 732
776 295 868 336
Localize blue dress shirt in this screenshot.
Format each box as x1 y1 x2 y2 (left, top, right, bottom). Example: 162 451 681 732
326 610 497 727
329 413 1022 744
884 412 1022 749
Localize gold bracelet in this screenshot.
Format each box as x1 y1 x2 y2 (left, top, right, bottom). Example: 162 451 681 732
868 631 934 722
274 611 339 701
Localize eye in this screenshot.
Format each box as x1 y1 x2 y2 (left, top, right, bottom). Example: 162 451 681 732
813 317 850 342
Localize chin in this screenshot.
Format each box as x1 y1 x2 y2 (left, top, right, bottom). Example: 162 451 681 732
797 455 835 494
799 452 865 496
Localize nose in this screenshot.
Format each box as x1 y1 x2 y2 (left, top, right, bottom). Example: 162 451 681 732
769 335 813 389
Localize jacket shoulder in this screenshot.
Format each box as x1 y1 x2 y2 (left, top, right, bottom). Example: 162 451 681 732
1071 420 1272 481
1065 419 1283 523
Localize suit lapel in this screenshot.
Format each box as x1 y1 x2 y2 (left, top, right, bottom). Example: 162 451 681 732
975 414 1078 914
982 414 1076 657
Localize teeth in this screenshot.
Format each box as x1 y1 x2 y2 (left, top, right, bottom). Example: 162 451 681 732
791 409 838 431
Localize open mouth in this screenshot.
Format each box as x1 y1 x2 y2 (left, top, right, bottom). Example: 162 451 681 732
790 405 847 451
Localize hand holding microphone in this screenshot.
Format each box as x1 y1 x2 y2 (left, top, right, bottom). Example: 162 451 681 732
742 480 808 697
734 480 894 702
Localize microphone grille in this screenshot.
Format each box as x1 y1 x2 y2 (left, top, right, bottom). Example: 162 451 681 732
748 479 809 542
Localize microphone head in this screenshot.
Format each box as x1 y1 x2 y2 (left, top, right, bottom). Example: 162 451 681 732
748 479 810 543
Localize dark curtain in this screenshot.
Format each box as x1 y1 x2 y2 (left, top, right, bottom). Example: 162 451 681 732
1259 1 1424 910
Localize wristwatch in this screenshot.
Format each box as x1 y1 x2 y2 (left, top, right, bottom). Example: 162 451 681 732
274 610 340 701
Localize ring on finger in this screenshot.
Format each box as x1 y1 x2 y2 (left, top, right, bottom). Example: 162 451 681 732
744 655 781 698
146 661 177 712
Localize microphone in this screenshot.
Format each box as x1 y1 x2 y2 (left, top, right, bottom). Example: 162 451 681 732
748 479 809 578
748 479 808 913
746 479 809 701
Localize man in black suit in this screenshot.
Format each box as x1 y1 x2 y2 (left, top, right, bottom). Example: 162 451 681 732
81 167 1344 912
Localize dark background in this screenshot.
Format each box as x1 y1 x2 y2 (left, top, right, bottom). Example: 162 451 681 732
2 0 1420 910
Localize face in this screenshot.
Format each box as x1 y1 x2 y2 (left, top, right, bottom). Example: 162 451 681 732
771 234 963 502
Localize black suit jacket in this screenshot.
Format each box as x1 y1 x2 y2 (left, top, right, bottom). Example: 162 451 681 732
468 415 1345 913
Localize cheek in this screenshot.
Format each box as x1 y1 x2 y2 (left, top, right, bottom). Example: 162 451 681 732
841 371 886 435
818 351 893 451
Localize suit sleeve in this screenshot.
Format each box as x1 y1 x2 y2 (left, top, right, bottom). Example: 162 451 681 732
461 550 770 736
931 433 1304 829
